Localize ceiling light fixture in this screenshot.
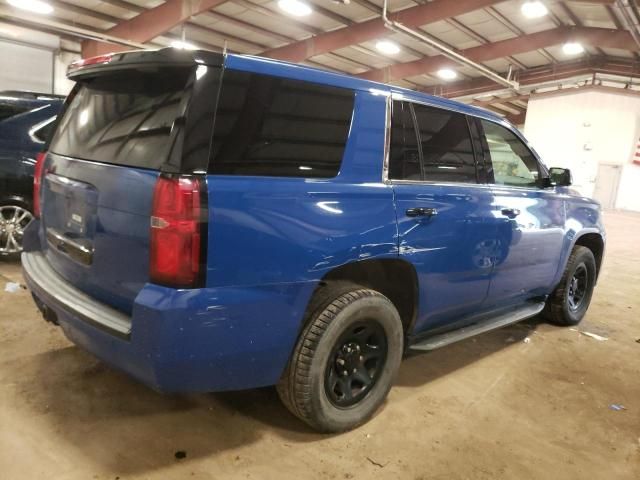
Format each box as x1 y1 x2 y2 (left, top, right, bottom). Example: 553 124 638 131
7 0 53 14
437 68 458 81
170 40 197 50
375 40 400 55
562 42 584 55
278 0 312 17
521 1 548 19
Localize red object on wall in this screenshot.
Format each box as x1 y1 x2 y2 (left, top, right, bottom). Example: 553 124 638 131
634 137 640 166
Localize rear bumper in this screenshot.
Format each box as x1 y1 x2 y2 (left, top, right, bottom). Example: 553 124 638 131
22 251 316 393
22 251 131 337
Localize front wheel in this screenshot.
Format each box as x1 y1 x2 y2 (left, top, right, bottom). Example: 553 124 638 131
544 246 597 326
0 201 33 261
277 284 403 432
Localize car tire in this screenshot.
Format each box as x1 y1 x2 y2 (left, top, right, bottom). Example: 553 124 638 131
0 199 34 261
543 245 597 326
277 282 403 433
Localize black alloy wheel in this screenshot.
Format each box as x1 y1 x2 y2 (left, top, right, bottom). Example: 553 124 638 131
324 321 388 408
567 263 589 311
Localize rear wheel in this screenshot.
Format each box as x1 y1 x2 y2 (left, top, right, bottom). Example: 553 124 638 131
277 284 403 432
544 246 596 326
0 201 33 261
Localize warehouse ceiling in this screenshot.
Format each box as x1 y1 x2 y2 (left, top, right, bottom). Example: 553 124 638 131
0 0 639 124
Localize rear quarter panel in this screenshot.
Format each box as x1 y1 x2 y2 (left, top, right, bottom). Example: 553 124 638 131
205 90 396 288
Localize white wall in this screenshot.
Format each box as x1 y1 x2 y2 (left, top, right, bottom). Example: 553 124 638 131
0 40 54 93
0 22 78 96
53 50 78 95
524 87 640 212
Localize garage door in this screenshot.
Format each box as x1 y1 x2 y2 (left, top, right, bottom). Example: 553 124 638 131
0 40 53 93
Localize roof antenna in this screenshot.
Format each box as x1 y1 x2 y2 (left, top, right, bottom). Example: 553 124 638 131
223 40 228 56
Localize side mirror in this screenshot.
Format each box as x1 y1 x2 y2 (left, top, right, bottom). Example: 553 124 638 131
549 167 572 187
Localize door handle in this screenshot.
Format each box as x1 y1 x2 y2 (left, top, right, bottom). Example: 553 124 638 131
501 208 520 218
406 207 438 218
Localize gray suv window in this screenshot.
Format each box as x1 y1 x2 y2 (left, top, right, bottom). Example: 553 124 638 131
480 119 540 188
389 101 478 183
209 70 355 178
413 103 477 184
389 101 420 180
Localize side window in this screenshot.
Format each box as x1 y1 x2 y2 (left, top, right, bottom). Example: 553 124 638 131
412 104 477 183
210 70 355 178
389 101 420 180
31 116 57 144
480 119 539 187
0 103 31 123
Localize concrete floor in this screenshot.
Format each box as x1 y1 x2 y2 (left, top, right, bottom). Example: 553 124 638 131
1 211 639 480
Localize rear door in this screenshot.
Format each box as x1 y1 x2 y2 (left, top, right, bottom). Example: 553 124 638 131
41 64 208 313
390 99 497 334
477 119 565 306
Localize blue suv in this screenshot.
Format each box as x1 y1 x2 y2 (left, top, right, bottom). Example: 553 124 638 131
0 91 63 259
22 49 604 432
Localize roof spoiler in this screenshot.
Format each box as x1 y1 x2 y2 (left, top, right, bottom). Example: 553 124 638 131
67 48 224 79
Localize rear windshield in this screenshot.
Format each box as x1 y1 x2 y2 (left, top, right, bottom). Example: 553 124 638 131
49 67 192 169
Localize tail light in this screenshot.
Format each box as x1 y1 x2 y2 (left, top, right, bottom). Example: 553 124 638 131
150 174 207 288
33 152 46 217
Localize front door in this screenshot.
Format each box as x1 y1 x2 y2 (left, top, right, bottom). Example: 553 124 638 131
477 119 565 307
389 99 496 334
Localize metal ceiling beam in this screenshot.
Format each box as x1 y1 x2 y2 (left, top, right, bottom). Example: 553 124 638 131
34 1 238 55
381 0 519 90
469 100 526 125
233 0 322 35
204 10 292 44
615 0 640 52
440 56 639 98
349 0 384 15
445 17 528 70
474 94 531 106
303 0 429 66
53 0 257 54
555 1 607 56
49 0 119 24
227 0 373 72
484 6 557 64
357 27 634 82
605 4 625 29
0 4 146 49
99 0 144 14
81 0 229 57
261 0 504 62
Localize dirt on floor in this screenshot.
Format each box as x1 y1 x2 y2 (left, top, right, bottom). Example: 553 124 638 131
1 210 639 480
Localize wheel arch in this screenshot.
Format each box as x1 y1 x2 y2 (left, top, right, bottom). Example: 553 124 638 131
573 232 605 280
308 258 420 338
0 194 33 211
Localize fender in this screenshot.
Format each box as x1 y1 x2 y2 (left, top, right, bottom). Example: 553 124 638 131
550 193 605 290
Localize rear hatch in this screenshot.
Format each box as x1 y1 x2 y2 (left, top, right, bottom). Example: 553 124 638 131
40 49 221 314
